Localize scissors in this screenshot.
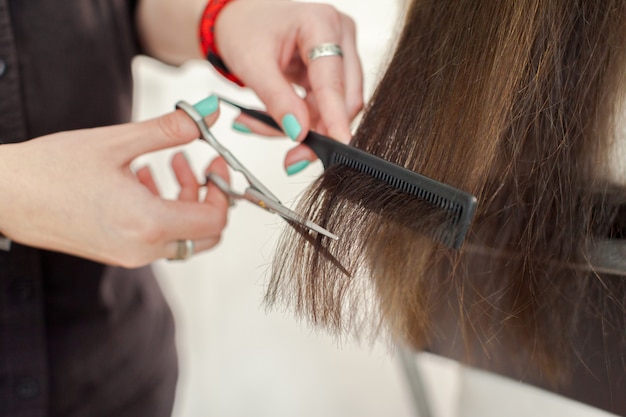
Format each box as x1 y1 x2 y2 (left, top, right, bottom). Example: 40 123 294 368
175 99 339 240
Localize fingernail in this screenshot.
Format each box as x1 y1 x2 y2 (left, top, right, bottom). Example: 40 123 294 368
232 121 252 134
281 113 301 141
193 95 219 117
286 160 310 176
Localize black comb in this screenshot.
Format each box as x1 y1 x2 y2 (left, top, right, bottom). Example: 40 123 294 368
218 97 477 249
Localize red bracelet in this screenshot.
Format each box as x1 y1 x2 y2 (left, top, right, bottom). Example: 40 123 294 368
199 0 244 86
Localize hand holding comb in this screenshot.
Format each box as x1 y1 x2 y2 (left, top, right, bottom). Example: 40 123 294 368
218 96 477 249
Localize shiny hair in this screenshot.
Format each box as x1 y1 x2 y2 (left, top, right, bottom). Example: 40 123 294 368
267 0 626 397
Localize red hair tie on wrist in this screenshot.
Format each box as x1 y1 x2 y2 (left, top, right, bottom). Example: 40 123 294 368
199 0 244 86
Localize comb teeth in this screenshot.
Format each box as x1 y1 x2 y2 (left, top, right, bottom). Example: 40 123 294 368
332 152 471 248
333 153 464 216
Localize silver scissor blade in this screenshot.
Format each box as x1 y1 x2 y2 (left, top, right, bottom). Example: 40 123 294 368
244 188 339 240
298 218 340 240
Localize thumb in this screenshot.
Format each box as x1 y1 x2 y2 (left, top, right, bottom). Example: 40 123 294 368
129 110 200 157
112 103 219 159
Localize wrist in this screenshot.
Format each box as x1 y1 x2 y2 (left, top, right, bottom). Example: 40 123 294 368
199 0 244 86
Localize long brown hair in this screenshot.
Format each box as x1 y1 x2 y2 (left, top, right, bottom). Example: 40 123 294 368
267 0 626 404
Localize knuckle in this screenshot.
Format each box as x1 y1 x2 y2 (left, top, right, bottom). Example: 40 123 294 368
306 3 342 31
318 4 341 21
158 112 194 143
344 15 357 34
349 96 364 117
109 210 167 268
314 81 345 99
158 113 183 141
128 214 166 246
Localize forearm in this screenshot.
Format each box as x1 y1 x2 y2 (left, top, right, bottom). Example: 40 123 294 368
135 0 208 64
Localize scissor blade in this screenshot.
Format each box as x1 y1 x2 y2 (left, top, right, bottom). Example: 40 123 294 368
244 188 339 240
298 218 340 241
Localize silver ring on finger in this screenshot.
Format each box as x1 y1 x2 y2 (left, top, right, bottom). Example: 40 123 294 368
168 239 195 261
308 43 343 62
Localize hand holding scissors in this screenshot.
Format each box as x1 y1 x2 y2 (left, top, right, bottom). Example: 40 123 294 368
176 97 338 241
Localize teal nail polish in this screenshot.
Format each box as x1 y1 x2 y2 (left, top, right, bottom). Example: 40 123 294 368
232 122 252 134
281 113 302 141
286 160 310 176
193 95 219 117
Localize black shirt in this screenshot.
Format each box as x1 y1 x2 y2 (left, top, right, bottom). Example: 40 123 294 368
0 1 178 416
